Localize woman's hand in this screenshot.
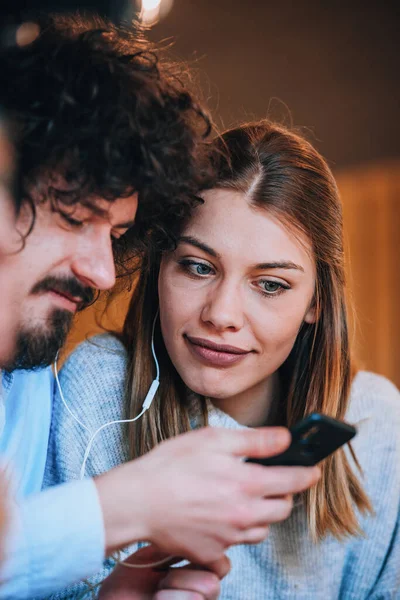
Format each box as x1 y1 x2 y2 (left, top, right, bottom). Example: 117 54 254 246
98 545 230 600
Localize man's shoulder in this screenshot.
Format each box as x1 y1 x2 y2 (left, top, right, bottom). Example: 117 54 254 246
3 365 53 398
2 365 54 432
1 366 54 495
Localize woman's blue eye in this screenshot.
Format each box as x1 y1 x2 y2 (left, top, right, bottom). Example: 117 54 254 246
179 259 213 277
259 280 287 295
195 263 212 275
263 281 280 292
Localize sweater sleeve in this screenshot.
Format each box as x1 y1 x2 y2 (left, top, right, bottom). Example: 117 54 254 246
367 498 400 599
344 372 400 599
0 478 105 599
363 374 400 599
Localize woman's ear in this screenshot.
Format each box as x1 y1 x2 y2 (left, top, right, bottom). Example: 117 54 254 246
304 305 317 324
304 294 319 324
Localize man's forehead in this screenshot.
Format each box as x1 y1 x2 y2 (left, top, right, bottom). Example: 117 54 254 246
27 171 138 228
35 173 138 225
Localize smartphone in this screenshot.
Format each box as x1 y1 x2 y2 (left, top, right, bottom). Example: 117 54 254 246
246 413 356 467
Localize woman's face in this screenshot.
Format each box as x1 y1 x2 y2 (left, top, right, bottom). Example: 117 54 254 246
159 188 317 420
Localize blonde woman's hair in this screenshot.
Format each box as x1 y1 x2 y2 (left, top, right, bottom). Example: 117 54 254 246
121 120 371 540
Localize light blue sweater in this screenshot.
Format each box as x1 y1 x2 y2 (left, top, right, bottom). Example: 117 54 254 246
44 334 400 599
0 369 105 599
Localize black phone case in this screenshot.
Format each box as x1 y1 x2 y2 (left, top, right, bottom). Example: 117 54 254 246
246 413 357 467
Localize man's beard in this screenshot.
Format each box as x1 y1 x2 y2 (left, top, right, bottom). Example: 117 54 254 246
5 309 74 372
3 275 95 372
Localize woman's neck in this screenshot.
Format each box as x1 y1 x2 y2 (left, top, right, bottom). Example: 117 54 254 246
209 372 281 427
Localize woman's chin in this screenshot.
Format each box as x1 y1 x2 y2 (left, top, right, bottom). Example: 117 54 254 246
179 366 240 400
185 380 233 401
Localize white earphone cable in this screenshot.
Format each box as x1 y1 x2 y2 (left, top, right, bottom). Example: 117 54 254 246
79 406 148 480
55 355 91 435
55 311 172 570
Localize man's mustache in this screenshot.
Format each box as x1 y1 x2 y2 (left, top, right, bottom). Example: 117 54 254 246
31 276 95 309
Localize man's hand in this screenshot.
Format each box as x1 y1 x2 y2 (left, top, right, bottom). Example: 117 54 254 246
95 426 320 563
99 545 230 600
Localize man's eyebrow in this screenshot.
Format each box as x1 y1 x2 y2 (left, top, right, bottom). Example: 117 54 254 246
179 236 304 272
114 220 136 229
84 202 136 229
178 236 219 258
88 204 109 218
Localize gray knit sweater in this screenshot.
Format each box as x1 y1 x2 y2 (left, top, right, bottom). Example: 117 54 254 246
43 334 400 600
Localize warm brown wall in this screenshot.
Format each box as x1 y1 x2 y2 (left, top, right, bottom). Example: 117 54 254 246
61 287 130 360
338 160 400 387
149 0 400 170
64 160 400 388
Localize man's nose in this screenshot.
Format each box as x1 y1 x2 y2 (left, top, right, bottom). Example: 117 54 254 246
71 232 116 291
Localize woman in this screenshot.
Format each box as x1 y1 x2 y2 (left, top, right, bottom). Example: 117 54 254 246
45 121 400 599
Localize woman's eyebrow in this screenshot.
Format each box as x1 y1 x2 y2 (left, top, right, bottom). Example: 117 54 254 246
178 235 218 258
255 261 304 272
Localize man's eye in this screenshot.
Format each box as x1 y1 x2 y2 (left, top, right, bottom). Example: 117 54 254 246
60 212 84 228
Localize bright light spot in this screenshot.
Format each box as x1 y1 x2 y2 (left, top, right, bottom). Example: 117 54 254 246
142 0 162 9
139 0 173 26
16 22 40 47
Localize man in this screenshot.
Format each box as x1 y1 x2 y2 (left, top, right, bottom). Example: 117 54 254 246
0 115 18 364
0 13 319 599
0 115 16 569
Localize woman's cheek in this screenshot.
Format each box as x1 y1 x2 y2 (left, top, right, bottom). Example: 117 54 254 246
254 310 304 355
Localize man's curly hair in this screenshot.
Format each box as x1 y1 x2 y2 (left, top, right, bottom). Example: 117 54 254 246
0 13 212 274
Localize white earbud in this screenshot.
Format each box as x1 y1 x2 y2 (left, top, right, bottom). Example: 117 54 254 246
54 311 160 480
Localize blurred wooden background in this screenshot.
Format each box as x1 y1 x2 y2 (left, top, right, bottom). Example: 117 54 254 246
65 159 400 389
338 160 400 387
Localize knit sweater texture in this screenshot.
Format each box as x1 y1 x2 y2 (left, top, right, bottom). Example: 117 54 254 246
43 334 400 600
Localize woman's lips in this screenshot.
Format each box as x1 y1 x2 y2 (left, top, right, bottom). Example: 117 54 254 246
185 335 251 367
